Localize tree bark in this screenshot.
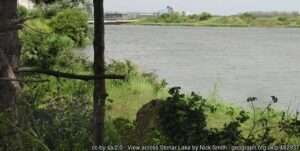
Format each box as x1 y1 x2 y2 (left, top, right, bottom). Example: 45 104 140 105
0 0 22 149
93 0 106 145
0 0 20 116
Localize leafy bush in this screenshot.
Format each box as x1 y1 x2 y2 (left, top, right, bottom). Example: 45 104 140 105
278 16 288 22
189 12 212 21
50 8 88 46
20 19 75 69
16 77 93 151
199 12 212 20
159 87 250 145
112 118 136 144
159 87 211 144
157 87 300 145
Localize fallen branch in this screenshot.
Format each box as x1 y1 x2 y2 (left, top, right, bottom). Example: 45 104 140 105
17 67 125 81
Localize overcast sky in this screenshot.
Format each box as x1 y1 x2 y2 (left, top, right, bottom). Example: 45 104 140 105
104 0 300 15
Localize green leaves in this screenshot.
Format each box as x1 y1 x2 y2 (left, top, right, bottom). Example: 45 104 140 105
159 87 209 145
50 9 88 47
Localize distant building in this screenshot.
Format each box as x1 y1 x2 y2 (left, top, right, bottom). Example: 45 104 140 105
18 0 34 9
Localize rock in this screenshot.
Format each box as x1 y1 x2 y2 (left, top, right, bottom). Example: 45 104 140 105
135 99 163 144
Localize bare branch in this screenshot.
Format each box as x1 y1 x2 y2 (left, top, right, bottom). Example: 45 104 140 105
17 67 125 81
0 77 49 83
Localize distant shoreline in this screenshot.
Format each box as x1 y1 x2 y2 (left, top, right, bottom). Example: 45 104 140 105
128 22 300 28
128 13 300 28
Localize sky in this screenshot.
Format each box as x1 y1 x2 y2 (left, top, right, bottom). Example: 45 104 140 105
104 0 300 15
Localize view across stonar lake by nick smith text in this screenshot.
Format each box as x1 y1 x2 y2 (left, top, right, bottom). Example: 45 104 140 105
1 0 300 150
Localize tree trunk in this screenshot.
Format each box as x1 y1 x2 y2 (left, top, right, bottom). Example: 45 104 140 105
0 0 20 110
93 0 106 145
0 0 22 149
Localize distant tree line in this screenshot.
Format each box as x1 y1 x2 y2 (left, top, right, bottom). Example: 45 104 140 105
237 11 300 17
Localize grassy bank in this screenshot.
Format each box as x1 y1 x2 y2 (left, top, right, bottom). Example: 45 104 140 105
133 12 300 28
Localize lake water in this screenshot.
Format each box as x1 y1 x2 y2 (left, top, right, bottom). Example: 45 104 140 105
81 25 300 110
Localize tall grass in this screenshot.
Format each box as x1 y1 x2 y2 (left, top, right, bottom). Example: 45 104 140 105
106 60 168 120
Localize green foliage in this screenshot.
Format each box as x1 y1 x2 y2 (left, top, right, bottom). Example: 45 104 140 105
137 11 300 27
189 12 212 21
199 12 213 20
104 117 122 144
158 87 249 145
278 16 288 22
17 5 29 18
15 59 167 150
280 112 300 138
144 12 212 24
32 0 85 5
20 19 75 69
112 118 136 144
157 88 300 145
106 60 139 81
106 60 167 94
50 9 88 46
42 3 64 18
157 13 186 23
239 12 257 21
27 4 64 19
159 87 210 144
16 75 93 151
106 60 168 119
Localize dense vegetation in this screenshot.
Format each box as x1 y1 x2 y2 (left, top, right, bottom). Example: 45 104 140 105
135 11 300 28
1 3 300 151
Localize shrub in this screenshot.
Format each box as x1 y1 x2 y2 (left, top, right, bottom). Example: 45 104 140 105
112 118 136 144
278 16 288 22
159 87 210 144
20 19 75 69
199 12 212 21
50 8 88 46
157 87 297 145
188 12 212 21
